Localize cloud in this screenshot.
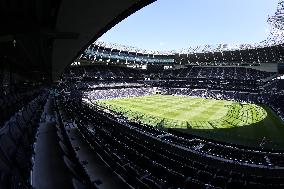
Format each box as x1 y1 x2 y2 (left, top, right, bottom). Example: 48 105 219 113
159 42 166 46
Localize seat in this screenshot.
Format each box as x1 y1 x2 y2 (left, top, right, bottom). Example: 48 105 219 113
0 134 30 174
142 177 162 189
8 122 27 147
59 141 71 157
63 155 87 183
184 177 204 189
72 178 89 189
15 115 27 132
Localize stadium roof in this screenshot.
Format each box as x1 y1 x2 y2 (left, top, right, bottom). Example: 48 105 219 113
0 0 155 82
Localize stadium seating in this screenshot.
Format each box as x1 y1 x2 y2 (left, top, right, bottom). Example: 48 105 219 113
0 89 48 188
65 65 275 81
31 96 98 189
53 93 284 189
61 64 284 136
9 43 280 189
0 89 42 128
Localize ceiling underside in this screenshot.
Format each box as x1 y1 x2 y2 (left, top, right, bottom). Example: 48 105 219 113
0 0 155 82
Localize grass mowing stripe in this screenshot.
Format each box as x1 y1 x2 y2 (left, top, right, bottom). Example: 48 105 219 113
97 94 284 149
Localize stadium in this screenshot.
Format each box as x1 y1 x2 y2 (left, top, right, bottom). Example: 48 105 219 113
1 0 284 189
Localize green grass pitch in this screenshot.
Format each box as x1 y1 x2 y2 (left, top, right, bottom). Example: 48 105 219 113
97 95 284 149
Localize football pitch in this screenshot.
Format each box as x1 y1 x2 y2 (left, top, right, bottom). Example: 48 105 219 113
97 95 284 149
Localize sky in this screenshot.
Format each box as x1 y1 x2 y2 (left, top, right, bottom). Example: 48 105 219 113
98 0 279 51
